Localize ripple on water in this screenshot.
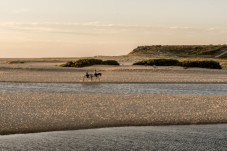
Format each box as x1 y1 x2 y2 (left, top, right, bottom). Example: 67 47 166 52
0 83 226 96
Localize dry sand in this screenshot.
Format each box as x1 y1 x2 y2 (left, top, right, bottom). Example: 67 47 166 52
0 62 227 83
0 91 226 135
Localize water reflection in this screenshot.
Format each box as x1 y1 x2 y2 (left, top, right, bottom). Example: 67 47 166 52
0 82 226 96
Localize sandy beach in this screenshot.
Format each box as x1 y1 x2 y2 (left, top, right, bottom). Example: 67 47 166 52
0 59 226 151
0 59 227 149
0 60 227 83
2 1 227 149
1 91 227 135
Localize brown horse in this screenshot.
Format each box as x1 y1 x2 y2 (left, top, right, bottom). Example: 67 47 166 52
94 70 102 80
83 72 93 81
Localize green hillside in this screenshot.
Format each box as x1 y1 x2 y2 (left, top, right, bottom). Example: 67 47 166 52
129 45 227 58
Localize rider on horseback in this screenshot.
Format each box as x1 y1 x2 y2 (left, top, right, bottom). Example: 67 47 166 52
83 70 102 81
94 70 102 78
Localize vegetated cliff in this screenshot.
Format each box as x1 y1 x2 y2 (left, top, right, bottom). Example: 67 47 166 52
129 45 227 58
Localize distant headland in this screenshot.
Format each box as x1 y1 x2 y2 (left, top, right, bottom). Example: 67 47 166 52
129 45 227 58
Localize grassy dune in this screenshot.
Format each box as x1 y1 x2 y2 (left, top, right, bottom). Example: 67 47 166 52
129 45 227 58
1 45 227 68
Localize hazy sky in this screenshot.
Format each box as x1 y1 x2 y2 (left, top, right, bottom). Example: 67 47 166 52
1 0 227 58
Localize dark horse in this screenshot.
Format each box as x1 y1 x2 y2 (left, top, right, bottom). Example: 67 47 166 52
83 72 93 81
94 70 102 80
83 70 102 82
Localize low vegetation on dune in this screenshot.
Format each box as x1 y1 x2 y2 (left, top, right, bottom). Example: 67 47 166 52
133 59 222 69
61 59 120 67
5 61 25 64
133 59 180 66
181 60 222 69
102 60 120 65
129 45 227 58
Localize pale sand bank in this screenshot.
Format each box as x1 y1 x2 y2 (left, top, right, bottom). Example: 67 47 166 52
1 91 226 135
0 64 227 83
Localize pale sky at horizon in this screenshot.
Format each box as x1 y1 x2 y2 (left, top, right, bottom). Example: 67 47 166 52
1 0 227 58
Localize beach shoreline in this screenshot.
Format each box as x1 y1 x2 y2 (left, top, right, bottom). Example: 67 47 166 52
1 125 227 150
0 63 227 83
0 60 227 135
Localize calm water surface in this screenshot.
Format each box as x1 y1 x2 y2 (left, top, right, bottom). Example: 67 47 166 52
0 82 226 96
0 125 227 150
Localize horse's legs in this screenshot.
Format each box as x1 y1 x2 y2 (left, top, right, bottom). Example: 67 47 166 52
83 76 86 82
96 75 100 81
95 75 98 81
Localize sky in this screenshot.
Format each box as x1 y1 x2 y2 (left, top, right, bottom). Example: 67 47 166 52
1 0 227 58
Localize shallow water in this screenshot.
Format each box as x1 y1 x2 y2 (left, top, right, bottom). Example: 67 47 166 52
0 82 226 96
0 125 227 151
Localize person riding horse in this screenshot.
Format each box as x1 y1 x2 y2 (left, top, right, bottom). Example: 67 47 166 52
83 70 102 81
94 70 102 79
83 72 93 81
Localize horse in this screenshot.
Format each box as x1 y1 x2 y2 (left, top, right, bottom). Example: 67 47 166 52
94 70 102 80
83 72 94 81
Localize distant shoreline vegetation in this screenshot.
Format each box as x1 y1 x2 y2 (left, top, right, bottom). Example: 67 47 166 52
129 45 227 58
61 58 222 69
133 59 222 69
61 59 120 67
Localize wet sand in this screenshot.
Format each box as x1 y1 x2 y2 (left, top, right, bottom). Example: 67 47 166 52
1 125 227 151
